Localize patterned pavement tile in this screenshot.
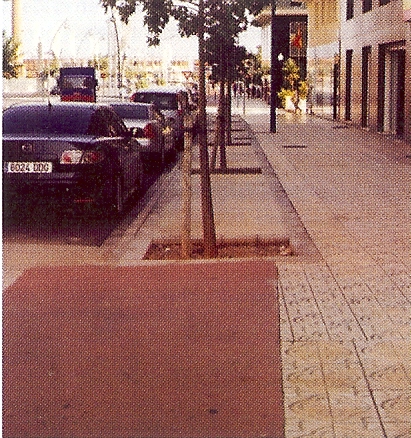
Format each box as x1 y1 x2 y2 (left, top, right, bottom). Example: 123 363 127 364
284 423 334 438
382 421 411 438
366 364 410 391
333 420 386 438
373 390 411 425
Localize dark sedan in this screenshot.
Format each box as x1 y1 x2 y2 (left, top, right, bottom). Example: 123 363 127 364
3 102 144 215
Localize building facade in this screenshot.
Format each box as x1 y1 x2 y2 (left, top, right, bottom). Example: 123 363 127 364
339 0 410 141
305 0 340 118
257 0 411 142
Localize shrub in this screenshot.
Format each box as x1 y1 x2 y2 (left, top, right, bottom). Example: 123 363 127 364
277 87 293 108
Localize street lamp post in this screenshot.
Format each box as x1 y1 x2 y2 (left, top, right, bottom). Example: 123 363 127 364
270 0 278 133
111 11 122 98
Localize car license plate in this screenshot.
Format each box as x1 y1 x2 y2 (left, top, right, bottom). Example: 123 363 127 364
6 162 52 173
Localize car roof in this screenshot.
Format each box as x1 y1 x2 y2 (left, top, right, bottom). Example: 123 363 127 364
110 102 153 107
4 102 110 115
3 102 119 136
134 85 187 94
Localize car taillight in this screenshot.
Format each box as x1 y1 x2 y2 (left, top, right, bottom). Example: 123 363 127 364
60 150 105 164
143 123 155 139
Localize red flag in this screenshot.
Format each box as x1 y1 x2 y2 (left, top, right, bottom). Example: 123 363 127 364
291 27 303 49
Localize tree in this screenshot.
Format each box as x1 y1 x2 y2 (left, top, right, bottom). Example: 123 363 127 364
207 42 251 169
100 0 267 257
3 32 21 79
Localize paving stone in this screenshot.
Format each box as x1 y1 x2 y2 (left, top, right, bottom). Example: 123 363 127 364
373 390 411 424
333 420 386 438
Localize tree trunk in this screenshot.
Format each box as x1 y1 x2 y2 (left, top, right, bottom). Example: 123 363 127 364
218 47 227 169
217 76 226 169
197 0 217 258
226 67 232 147
181 114 192 259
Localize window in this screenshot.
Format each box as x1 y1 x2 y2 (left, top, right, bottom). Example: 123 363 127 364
363 0 372 12
379 0 390 5
346 0 354 19
108 110 128 137
361 46 372 127
345 50 353 121
3 106 91 135
110 104 150 120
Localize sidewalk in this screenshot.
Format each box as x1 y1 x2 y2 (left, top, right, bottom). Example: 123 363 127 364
238 99 411 438
3 96 411 437
113 98 410 436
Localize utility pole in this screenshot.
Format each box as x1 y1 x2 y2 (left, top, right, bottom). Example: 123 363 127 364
111 10 122 99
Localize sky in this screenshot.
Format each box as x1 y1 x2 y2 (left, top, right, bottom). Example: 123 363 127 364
2 0 262 61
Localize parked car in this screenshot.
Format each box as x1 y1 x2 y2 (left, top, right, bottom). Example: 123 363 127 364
110 102 172 171
2 102 144 216
130 86 196 150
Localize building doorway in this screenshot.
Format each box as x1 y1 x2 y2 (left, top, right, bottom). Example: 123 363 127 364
379 44 406 137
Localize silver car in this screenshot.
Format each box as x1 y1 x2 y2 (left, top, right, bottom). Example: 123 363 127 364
110 102 172 171
130 86 193 151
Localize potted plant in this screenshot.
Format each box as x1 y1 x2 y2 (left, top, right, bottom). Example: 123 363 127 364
277 58 308 113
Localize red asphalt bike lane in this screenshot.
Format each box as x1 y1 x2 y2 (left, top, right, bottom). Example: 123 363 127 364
3 260 284 438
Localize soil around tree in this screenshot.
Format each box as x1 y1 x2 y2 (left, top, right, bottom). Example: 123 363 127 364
143 237 294 260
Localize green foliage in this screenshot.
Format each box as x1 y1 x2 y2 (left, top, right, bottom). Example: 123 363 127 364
277 87 293 108
100 0 269 47
89 56 109 76
3 32 21 78
282 58 300 91
278 57 309 110
155 77 166 86
298 79 308 100
39 56 59 79
134 75 150 89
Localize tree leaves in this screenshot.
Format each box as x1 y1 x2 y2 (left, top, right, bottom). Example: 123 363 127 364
99 0 269 46
3 32 21 79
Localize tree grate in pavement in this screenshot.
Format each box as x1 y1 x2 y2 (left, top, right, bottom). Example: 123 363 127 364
143 236 292 260
191 167 262 175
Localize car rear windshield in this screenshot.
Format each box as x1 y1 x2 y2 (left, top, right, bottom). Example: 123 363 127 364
111 104 150 119
132 93 178 110
3 106 92 135
61 75 94 90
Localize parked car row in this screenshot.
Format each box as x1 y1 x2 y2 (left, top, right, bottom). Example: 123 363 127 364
2 86 198 217
3 103 144 216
